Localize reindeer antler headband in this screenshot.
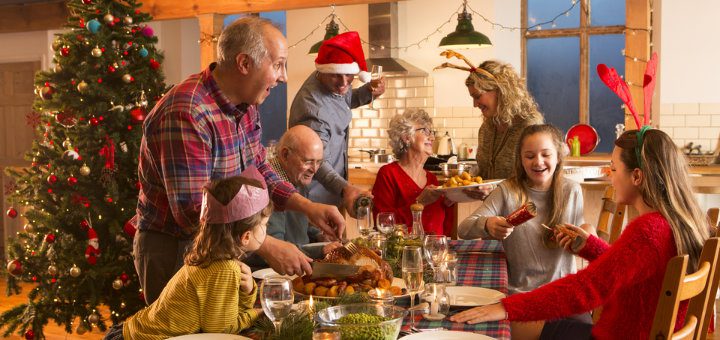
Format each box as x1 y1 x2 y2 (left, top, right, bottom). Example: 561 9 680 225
434 49 496 81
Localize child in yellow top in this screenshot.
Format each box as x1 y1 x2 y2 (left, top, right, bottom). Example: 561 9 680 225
105 167 271 340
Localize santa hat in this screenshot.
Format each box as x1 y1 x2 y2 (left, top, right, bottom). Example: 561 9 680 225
315 31 370 83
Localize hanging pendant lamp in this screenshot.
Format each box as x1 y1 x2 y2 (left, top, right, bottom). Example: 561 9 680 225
308 15 340 55
439 0 492 49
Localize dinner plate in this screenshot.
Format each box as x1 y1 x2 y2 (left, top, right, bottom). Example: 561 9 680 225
167 334 252 340
401 330 495 340
446 286 505 306
251 268 297 280
435 179 503 203
295 277 409 300
565 123 599 155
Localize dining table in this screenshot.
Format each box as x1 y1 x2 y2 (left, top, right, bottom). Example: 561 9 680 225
395 239 510 339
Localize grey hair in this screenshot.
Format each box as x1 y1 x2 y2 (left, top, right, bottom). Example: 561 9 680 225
216 17 277 69
388 108 434 158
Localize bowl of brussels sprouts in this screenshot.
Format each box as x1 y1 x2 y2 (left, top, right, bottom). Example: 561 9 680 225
315 303 406 340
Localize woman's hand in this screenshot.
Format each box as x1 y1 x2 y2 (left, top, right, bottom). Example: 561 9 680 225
449 303 507 324
417 185 444 205
555 223 591 253
486 216 514 240
238 261 254 294
462 184 495 200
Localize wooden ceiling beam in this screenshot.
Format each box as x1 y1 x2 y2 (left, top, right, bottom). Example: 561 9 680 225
0 1 68 34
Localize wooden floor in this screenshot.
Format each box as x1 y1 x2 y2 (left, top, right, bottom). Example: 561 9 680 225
2 278 720 339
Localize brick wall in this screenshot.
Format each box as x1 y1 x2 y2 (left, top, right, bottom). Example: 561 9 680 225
659 103 720 153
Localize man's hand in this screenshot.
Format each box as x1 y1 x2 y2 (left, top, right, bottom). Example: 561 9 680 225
322 242 343 255
306 202 345 240
370 76 386 98
485 216 514 240
256 236 313 276
343 185 372 218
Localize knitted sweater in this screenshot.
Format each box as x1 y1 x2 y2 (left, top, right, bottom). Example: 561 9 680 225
502 212 686 339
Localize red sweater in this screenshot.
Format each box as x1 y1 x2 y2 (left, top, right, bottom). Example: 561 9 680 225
371 162 452 236
503 212 686 339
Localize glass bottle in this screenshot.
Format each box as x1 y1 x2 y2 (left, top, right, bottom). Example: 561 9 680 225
409 202 425 243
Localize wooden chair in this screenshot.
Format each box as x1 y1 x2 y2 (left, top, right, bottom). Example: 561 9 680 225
650 237 720 340
595 186 627 244
708 208 719 233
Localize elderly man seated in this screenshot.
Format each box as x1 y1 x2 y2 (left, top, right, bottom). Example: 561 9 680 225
246 126 342 270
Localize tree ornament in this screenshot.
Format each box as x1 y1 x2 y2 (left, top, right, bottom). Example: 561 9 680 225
103 13 114 24
141 26 154 37
62 138 72 149
67 176 78 186
23 223 35 233
107 64 116 73
80 164 91 176
24 329 34 340
6 207 18 218
120 301 126 309
77 80 89 93
63 142 80 160
129 107 146 124
81 0 92 4
45 233 56 243
123 16 133 25
76 324 88 335
86 19 101 34
69 264 81 277
80 219 90 229
139 46 148 58
90 117 99 126
122 74 134 83
85 227 100 265
149 58 160 70
38 85 55 100
60 46 70 56
53 64 62 73
123 218 136 237
112 278 123 290
47 265 58 276
88 313 100 324
7 259 23 276
56 110 78 127
47 174 58 185
119 141 128 153
52 38 62 51
91 46 102 58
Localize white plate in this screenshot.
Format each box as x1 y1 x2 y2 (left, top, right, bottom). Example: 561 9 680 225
295 277 409 300
167 334 252 340
251 268 297 280
435 180 503 203
401 330 495 340
446 286 505 307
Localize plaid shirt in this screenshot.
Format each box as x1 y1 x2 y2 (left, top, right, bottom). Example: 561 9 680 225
135 64 297 238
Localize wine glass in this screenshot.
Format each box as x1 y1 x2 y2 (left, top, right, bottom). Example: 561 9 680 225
357 205 372 239
369 65 383 109
376 212 395 236
423 235 449 281
260 276 294 332
402 245 424 329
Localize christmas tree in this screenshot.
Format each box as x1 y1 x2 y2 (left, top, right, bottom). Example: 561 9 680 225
2 0 166 338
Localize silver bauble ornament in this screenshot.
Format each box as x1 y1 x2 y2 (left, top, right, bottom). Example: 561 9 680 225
23 223 35 233
77 81 89 93
91 47 102 57
88 313 100 324
69 265 81 277
103 13 114 24
123 16 133 25
79 164 91 176
48 265 58 276
122 74 133 83
112 279 123 290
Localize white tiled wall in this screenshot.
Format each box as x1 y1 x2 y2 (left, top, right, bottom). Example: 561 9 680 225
659 103 720 152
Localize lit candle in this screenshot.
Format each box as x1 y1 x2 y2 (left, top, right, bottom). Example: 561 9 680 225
430 295 439 315
308 295 315 314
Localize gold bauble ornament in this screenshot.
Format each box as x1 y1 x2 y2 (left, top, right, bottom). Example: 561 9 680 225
69 265 81 277
53 64 62 73
123 16 133 25
77 81 89 93
121 74 133 83
62 138 72 149
112 279 123 290
47 265 58 276
23 223 35 233
91 46 102 57
79 164 91 176
76 324 88 335
88 313 100 324
103 13 114 24
120 302 126 309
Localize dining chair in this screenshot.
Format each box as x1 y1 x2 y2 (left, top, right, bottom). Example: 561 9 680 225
649 237 720 340
708 208 719 234
595 186 627 244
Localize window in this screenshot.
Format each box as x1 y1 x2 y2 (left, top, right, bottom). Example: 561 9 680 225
523 0 629 152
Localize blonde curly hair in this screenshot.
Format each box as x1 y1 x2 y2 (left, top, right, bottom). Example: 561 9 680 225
388 108 434 158
465 60 543 126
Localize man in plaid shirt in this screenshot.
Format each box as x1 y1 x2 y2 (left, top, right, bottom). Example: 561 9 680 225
133 17 345 304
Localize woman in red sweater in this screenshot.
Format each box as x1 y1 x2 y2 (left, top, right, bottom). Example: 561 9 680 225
449 128 711 339
372 108 454 236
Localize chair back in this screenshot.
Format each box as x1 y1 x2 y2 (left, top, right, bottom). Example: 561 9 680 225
650 237 720 340
596 186 627 244
708 208 719 233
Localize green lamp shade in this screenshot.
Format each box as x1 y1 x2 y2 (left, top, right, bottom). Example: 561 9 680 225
439 12 491 49
308 19 340 55
308 40 324 55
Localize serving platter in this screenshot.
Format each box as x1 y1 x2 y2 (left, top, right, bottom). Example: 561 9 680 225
435 179 503 203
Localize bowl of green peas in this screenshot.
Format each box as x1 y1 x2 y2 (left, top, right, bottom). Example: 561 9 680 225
315 303 406 340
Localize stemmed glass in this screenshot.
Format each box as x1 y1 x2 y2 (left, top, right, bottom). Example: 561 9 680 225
402 246 424 329
376 212 395 236
369 65 383 109
260 276 294 333
423 235 449 281
357 205 373 239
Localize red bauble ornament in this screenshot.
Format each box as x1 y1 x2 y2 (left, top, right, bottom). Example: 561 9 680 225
120 272 130 282
107 65 116 73
80 220 90 229
6 207 18 218
7 259 22 276
68 176 78 185
56 110 78 128
47 174 58 185
82 0 92 4
129 107 146 124
45 233 56 243
60 47 70 56
40 85 55 100
24 329 34 340
149 58 160 70
90 117 99 126
123 219 136 238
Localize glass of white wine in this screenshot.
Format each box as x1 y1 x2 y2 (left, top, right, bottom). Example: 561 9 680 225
423 235 449 281
369 65 383 109
260 276 294 333
357 205 372 239
402 245 424 329
376 212 395 236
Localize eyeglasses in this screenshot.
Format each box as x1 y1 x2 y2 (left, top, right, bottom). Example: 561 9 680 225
288 148 324 168
415 127 434 137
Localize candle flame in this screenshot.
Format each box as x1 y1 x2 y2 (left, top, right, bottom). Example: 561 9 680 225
309 294 314 307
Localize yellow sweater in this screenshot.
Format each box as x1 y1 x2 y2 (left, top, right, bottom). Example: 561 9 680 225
123 260 258 340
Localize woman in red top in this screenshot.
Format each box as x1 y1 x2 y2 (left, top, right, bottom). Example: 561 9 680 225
372 109 454 236
449 128 712 339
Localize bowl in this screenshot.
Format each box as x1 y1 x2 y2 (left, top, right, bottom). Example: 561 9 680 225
439 162 474 177
315 303 407 340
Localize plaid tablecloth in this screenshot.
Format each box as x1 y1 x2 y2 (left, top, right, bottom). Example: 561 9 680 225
396 239 510 339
